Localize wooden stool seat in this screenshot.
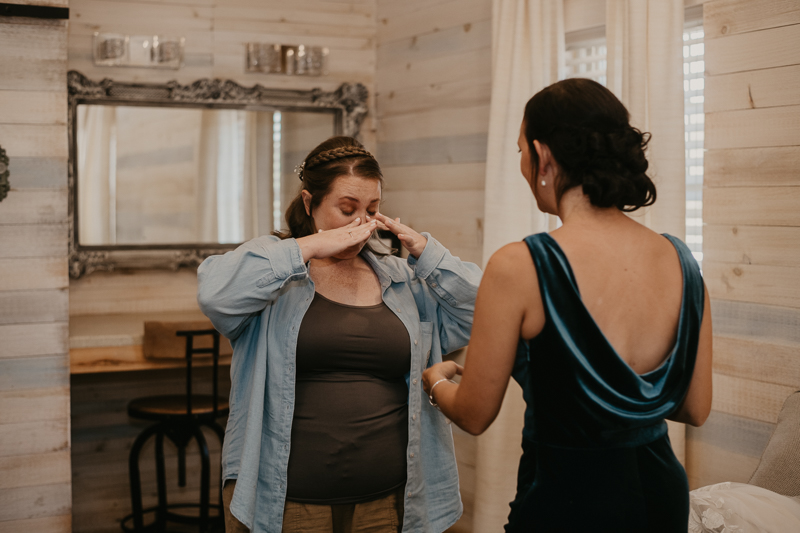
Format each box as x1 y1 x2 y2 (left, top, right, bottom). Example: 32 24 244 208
128 395 230 421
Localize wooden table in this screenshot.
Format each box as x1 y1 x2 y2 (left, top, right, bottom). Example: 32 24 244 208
69 311 231 374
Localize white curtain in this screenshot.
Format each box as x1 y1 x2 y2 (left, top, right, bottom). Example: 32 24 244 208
197 110 220 242
606 0 687 463
474 1 565 531
77 105 117 245
197 110 260 244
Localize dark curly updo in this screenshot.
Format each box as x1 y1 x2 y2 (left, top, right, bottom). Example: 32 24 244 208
276 136 383 240
524 78 656 212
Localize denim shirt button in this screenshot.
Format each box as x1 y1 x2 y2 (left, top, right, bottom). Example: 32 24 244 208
412 379 418 385
409 452 415 458
407 491 412 498
414 339 418 345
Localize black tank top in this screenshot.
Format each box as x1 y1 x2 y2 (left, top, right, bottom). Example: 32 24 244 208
285 292 411 504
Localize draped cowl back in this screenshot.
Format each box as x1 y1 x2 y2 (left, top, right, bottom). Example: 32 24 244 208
516 232 705 449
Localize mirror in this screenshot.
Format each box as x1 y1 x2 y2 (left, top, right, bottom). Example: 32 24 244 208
68 71 368 277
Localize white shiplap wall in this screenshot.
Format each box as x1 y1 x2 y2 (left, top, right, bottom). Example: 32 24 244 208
0 8 73 533
375 1 492 531
686 0 800 489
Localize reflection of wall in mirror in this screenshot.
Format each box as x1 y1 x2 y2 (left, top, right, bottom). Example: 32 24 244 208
78 106 280 245
278 112 336 233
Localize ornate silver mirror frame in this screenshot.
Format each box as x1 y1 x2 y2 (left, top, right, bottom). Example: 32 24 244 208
67 70 368 278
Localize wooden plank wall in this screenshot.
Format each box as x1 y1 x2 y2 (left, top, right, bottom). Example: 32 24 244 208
686 0 800 490
0 9 72 533
374 0 491 269
374 1 492 531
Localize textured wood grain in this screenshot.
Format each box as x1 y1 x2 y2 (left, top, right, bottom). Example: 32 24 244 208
0 483 71 522
378 105 490 143
711 373 797 424
705 23 800 76
0 515 73 533
0 419 69 458
0 257 68 292
0 451 71 490
0 224 68 259
705 261 800 309
383 162 485 192
705 146 800 188
712 299 800 345
704 186 800 226
0 190 67 225
0 91 67 126
0 289 68 325
705 106 800 150
377 0 491 45
704 0 800 39
0 322 68 359
714 335 800 388
0 387 70 425
703 225 800 267
705 64 800 113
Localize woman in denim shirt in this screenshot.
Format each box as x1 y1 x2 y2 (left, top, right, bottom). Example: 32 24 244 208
197 136 481 533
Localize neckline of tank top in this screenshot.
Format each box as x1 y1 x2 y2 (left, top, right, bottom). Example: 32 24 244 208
313 291 386 310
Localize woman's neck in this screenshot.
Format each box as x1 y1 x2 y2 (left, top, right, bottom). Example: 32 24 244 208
556 187 628 228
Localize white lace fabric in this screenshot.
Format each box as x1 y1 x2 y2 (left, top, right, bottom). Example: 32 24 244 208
689 482 800 533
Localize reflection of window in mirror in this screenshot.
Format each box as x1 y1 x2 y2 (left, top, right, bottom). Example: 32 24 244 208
76 105 334 246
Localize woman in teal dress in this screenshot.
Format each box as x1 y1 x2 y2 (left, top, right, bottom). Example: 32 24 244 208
422 78 713 532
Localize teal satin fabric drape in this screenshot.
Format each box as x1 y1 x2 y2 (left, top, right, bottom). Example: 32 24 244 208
512 232 704 449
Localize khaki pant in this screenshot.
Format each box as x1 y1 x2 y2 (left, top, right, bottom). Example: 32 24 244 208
223 480 403 533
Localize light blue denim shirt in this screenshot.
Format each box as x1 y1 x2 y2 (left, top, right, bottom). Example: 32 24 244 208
197 233 481 533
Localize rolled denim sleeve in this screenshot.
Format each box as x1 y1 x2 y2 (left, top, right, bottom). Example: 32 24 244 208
408 233 482 354
197 236 307 340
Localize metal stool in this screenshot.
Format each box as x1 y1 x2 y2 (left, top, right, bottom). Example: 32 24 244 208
121 329 229 533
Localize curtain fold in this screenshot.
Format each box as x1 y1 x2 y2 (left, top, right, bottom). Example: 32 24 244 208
474 1 565 530
197 109 220 242
77 105 117 245
606 0 687 463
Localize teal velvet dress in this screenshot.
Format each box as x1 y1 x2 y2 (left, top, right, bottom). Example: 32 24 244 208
506 233 704 532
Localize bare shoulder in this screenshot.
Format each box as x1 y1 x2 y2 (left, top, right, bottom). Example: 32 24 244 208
484 242 544 338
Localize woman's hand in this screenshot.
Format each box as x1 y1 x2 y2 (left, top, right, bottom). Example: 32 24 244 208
296 217 377 262
422 361 463 397
373 213 428 259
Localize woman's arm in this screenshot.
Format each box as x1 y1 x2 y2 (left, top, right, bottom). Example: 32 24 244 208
422 242 542 435
375 213 482 351
668 283 713 426
197 237 307 340
198 218 376 340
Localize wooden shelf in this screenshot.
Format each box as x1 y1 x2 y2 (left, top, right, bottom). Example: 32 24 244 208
70 311 231 374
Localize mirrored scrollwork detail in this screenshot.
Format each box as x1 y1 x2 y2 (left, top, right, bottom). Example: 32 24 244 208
312 83 368 139
0 145 9 202
67 70 369 278
69 251 112 279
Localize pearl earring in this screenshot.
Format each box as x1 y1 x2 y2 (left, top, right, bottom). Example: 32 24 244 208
541 180 546 187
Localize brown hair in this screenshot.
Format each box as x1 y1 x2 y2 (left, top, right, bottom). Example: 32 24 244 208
524 78 656 211
275 136 385 247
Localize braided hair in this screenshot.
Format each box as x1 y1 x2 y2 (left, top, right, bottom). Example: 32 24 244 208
275 136 384 241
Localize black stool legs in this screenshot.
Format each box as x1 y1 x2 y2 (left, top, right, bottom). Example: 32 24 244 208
122 420 224 533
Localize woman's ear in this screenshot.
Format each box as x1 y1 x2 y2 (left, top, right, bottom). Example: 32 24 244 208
301 190 312 216
532 140 552 177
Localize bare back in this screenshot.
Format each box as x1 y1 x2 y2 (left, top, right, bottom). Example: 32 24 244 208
549 217 683 375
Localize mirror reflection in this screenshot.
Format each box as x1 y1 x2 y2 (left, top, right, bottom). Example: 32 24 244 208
76 104 335 246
